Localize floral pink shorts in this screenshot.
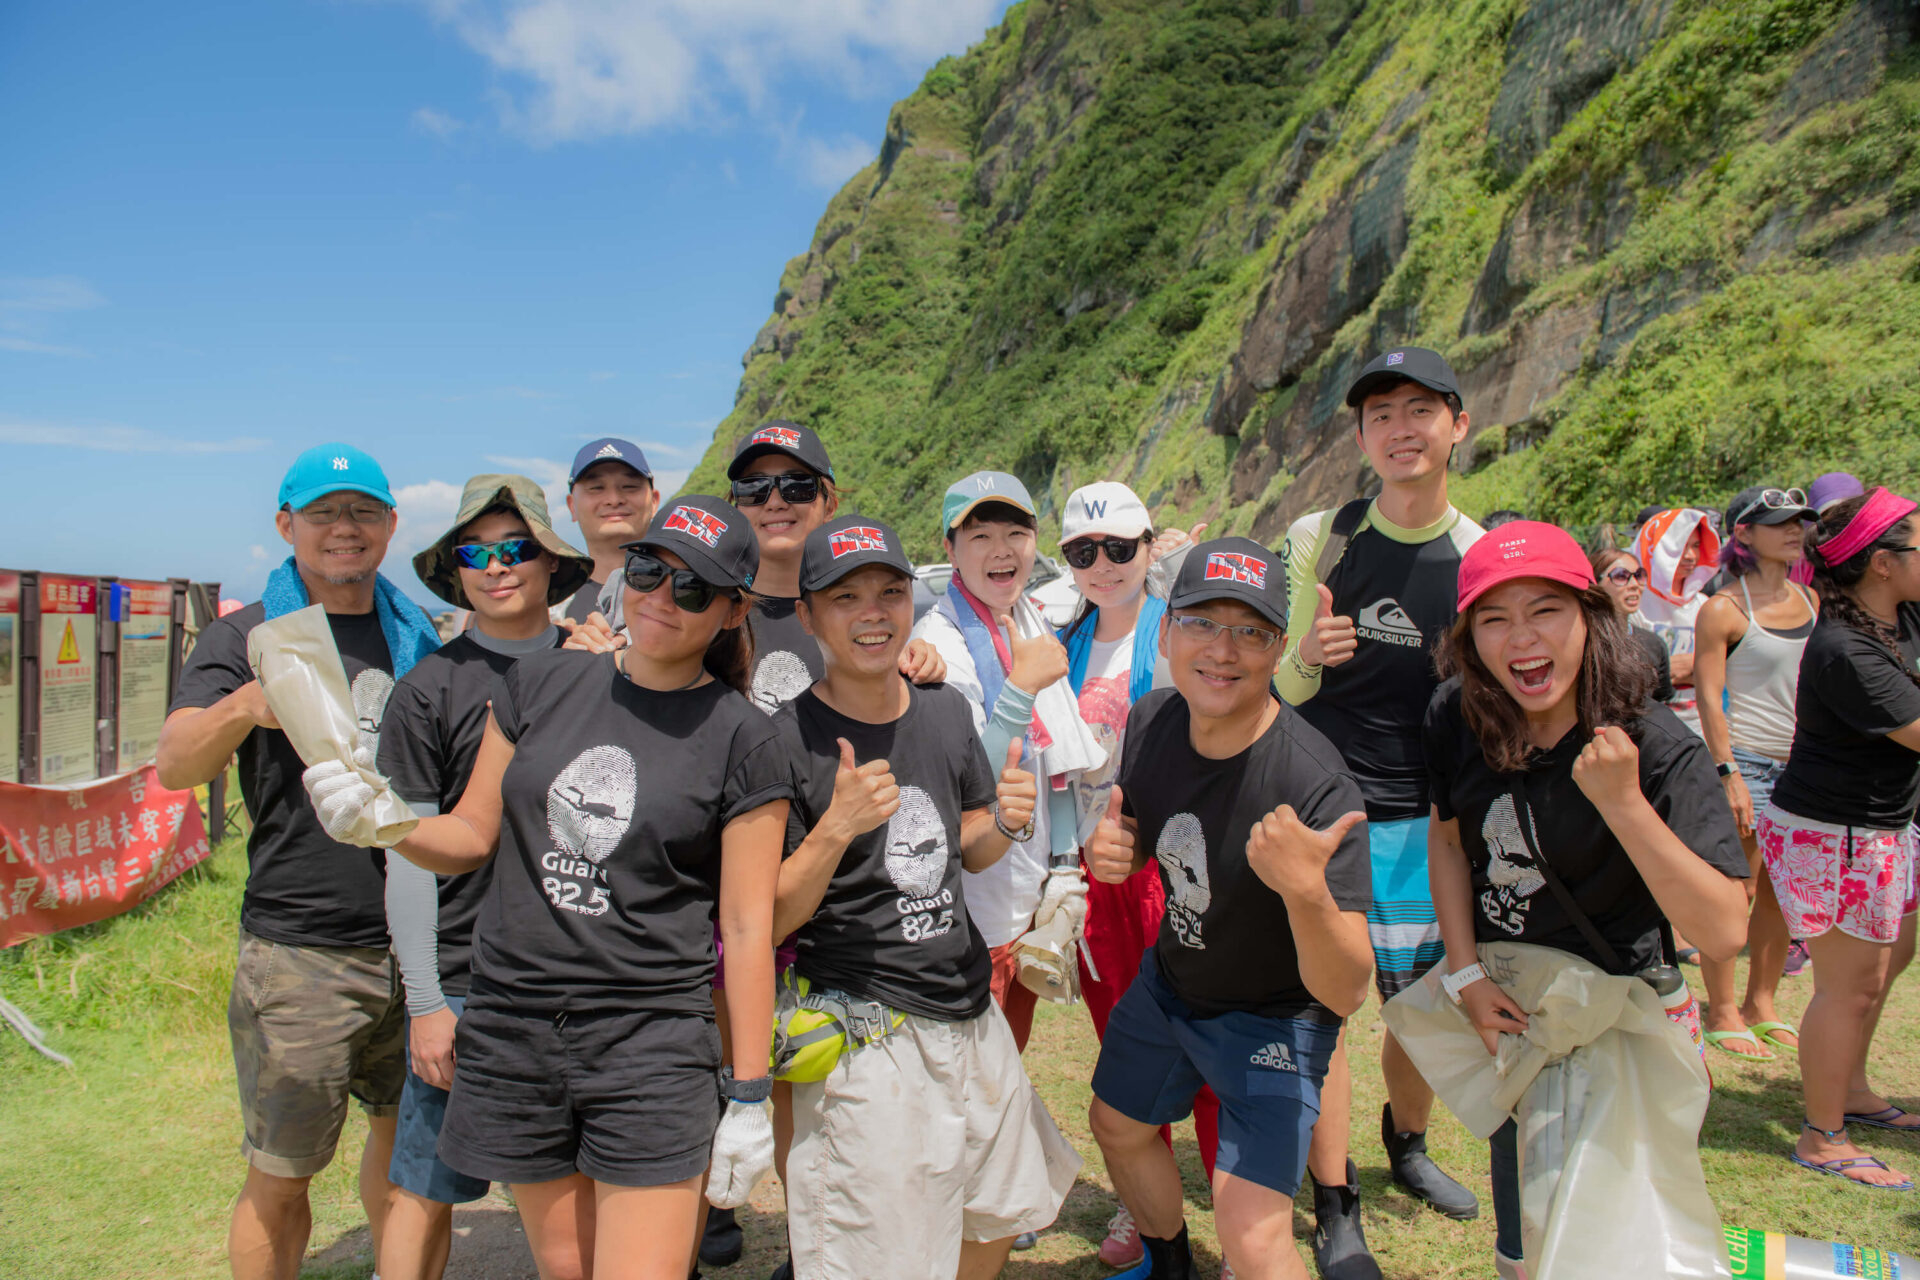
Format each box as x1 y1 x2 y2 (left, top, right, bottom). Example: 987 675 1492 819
1758 806 1918 944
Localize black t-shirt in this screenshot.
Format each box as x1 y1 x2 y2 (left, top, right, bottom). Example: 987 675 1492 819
469 648 794 1010
1632 626 1678 703
1772 607 1920 829
775 684 999 1021
747 595 825 714
1423 679 1748 975
1117 689 1373 1020
170 602 396 949
378 629 564 997
562 578 604 626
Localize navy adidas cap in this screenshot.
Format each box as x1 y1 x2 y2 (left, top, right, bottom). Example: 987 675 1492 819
1167 537 1288 631
800 516 915 593
570 438 654 486
1345 346 1461 409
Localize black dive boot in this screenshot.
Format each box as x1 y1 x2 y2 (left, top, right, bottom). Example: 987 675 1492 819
1310 1158 1382 1280
700 1204 743 1268
1382 1103 1480 1220
1124 1224 1194 1280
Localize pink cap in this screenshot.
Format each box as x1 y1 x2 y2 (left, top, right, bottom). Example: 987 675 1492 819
1457 520 1595 612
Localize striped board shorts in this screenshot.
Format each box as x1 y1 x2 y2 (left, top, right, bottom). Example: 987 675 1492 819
1365 817 1444 1001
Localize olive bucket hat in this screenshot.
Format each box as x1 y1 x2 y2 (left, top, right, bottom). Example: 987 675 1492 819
413 473 594 609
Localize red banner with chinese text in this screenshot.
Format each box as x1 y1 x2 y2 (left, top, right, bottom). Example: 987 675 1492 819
0 766 212 947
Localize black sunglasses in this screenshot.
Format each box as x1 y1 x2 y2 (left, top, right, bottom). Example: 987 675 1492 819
730 471 821 508
623 552 737 613
1062 536 1145 570
453 537 542 571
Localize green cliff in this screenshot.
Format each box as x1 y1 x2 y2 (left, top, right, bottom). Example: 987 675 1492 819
686 0 1920 554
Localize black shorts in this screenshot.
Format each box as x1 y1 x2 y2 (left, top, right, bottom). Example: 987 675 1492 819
437 1000 722 1188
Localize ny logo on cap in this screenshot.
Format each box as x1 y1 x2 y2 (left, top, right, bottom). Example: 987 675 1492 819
829 526 888 558
751 426 801 449
664 505 726 548
332 457 349 470
1386 351 1406 366
595 443 622 458
1205 551 1267 589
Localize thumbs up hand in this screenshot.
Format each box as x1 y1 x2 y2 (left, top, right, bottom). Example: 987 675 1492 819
994 739 1038 838
1087 786 1139 884
1298 583 1357 668
823 737 900 844
1245 804 1366 903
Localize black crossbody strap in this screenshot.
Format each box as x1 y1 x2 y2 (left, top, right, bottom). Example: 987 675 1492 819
1519 777 1627 973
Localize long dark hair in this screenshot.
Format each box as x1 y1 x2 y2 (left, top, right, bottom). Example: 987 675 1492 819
705 589 757 695
1807 495 1920 687
1438 584 1654 774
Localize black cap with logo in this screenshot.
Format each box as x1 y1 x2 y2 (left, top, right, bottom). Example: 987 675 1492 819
1345 346 1461 409
624 495 759 589
726 420 836 482
1167 537 1289 631
800 516 916 593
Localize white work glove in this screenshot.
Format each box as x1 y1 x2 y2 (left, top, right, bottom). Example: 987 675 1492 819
1030 864 1088 941
707 1098 774 1209
302 747 383 847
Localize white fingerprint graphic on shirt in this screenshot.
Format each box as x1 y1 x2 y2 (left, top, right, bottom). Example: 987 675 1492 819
546 746 638 864
351 668 395 759
750 650 813 714
1480 792 1544 936
884 785 948 899
1157 812 1210 949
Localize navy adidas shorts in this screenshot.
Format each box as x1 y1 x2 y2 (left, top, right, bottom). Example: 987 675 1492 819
1090 955 1339 1197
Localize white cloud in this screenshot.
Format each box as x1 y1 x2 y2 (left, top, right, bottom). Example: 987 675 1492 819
795 132 876 187
0 275 105 356
411 106 464 138
0 419 267 453
0 336 88 357
414 0 1003 144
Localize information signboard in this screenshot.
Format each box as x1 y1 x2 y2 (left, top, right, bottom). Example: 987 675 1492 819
37 575 97 785
116 581 174 772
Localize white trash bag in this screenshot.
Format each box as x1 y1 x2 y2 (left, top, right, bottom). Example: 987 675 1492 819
246 604 417 848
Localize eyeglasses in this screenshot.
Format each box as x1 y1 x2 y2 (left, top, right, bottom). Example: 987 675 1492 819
1062 536 1145 570
1732 488 1810 527
1169 613 1281 652
296 499 390 525
730 472 821 508
623 552 736 613
1604 566 1648 585
453 537 542 571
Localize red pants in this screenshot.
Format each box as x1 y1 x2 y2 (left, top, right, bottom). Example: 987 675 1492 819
988 940 1040 1051
1079 859 1220 1179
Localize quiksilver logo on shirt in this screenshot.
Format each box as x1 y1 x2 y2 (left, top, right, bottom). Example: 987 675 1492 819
1357 597 1424 648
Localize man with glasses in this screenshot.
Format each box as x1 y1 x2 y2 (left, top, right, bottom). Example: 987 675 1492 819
1277 347 1485 1279
561 437 658 626
158 443 441 1280
1084 537 1373 1280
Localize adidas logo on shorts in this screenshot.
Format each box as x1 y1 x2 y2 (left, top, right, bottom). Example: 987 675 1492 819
1249 1041 1298 1072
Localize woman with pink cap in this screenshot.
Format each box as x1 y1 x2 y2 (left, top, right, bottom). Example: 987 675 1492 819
1760 488 1920 1189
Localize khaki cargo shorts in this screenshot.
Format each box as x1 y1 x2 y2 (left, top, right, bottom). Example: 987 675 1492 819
228 928 405 1178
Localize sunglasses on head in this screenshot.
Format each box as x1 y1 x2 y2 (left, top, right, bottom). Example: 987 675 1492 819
730 471 821 508
1062 536 1145 570
623 552 736 613
1732 487 1811 526
1604 565 1648 585
453 537 542 571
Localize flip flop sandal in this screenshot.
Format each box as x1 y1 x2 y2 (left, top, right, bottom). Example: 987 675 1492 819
1844 1105 1920 1133
1704 1028 1775 1060
1749 1020 1800 1053
1787 1151 1915 1190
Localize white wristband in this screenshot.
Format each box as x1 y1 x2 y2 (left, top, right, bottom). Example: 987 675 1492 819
1442 962 1488 1005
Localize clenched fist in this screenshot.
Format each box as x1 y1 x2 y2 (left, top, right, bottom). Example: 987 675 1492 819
1245 803 1366 902
1572 725 1641 813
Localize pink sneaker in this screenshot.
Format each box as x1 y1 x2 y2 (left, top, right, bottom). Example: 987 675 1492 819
1098 1205 1143 1268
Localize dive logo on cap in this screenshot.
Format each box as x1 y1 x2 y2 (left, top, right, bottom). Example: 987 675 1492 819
829 526 888 558
664 504 727 548
1204 551 1268 589
751 426 801 449
1386 350 1406 366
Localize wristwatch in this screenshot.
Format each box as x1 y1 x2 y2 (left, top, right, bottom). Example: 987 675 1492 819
718 1066 773 1103
1441 963 1488 1006
1715 761 1740 778
993 802 1035 843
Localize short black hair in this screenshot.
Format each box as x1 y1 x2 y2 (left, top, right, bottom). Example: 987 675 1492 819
1351 375 1463 427
1481 509 1525 530
947 501 1037 538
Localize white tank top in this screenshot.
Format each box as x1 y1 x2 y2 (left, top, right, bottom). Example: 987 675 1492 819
1724 579 1815 760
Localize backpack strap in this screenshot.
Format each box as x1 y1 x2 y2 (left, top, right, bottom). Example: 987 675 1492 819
1313 498 1373 587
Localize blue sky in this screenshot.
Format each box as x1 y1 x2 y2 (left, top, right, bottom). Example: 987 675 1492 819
1 0 1010 607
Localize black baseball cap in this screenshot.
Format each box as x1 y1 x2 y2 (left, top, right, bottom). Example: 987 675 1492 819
1167 537 1288 631
624 495 759 589
1345 346 1461 409
726 420 835 482
800 516 915 593
1727 485 1817 528
570 438 654 485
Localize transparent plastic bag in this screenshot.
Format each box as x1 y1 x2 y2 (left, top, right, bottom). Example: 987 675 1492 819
245 604 417 847
1383 941 1730 1280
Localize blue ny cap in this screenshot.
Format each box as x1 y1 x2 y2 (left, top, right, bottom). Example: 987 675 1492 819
278 443 395 510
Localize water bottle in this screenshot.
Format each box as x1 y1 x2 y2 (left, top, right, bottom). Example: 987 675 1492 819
1725 1225 1917 1277
1638 963 1705 1061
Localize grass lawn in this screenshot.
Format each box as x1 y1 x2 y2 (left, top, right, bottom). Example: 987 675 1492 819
3 834 1916 1278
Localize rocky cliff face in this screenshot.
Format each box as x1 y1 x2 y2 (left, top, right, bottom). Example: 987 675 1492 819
688 0 1920 553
